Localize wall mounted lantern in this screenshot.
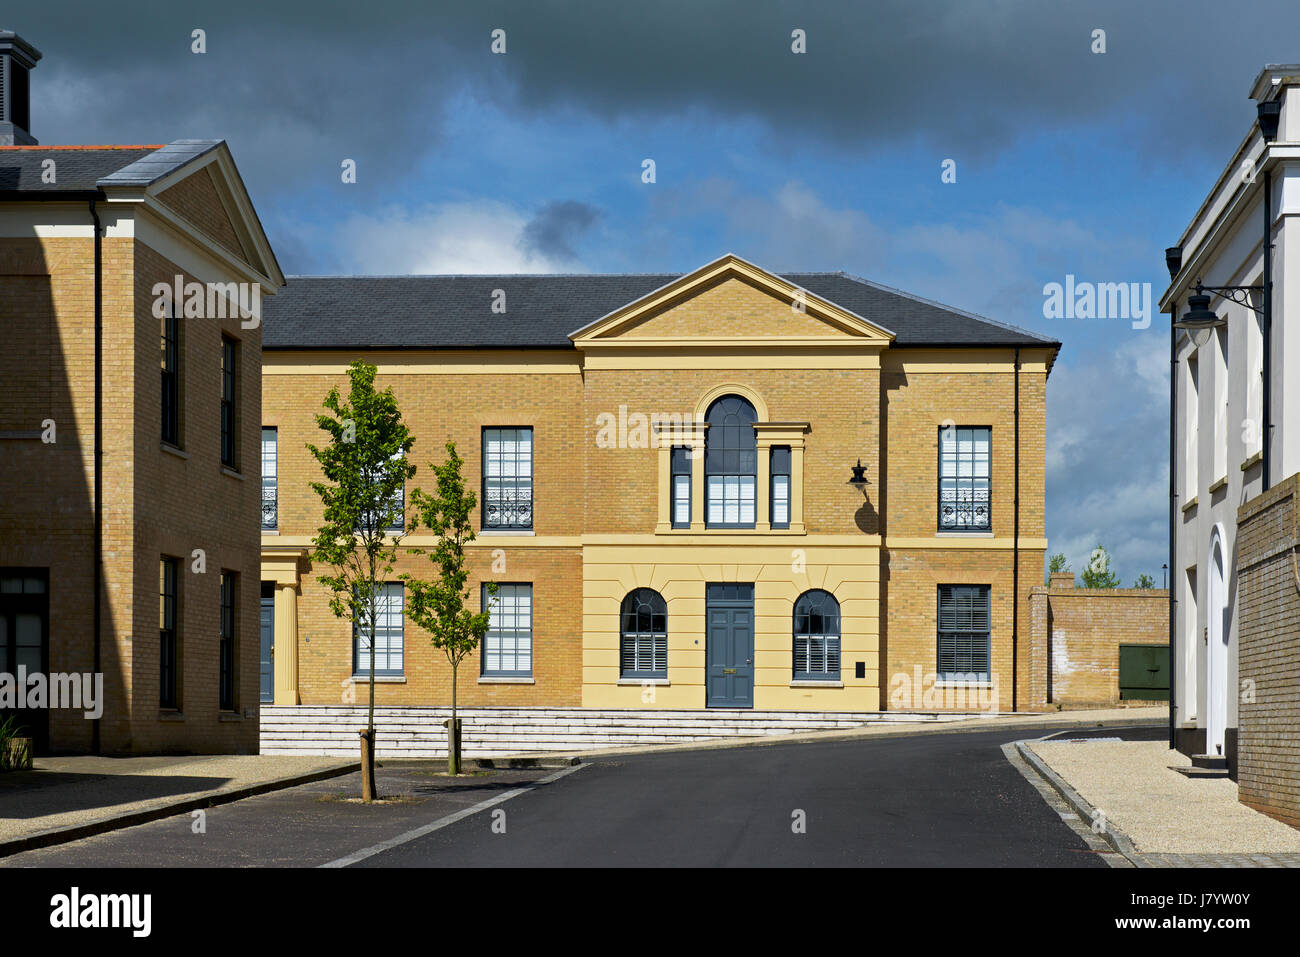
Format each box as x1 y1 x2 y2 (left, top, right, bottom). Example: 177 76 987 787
847 459 869 496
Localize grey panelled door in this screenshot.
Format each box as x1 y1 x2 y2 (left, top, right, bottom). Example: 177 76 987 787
260 583 275 703
706 583 754 708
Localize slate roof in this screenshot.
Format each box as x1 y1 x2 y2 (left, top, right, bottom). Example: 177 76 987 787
262 271 1059 350
0 140 219 192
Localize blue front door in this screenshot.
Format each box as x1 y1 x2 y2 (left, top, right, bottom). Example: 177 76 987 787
706 583 754 708
260 583 275 704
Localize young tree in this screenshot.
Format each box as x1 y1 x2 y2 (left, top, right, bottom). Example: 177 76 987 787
1080 544 1122 589
1046 552 1071 585
307 360 415 801
1133 573 1156 589
403 441 497 775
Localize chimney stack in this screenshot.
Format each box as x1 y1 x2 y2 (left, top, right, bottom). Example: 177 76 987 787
0 30 42 146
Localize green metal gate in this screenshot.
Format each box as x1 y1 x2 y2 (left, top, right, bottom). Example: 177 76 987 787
1118 643 1169 701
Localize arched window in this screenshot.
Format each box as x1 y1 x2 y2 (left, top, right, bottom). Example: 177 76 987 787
704 395 757 527
620 588 667 679
793 590 840 680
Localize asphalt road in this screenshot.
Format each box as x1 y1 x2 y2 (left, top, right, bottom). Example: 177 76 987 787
1 723 1162 868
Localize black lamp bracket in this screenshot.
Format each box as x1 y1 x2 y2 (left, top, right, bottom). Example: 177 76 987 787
1193 280 1265 316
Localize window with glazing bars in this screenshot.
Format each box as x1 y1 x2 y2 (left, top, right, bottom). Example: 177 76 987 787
770 446 791 529
620 588 667 678
219 571 236 711
261 428 277 530
938 426 991 530
793 589 840 679
353 583 404 676
705 396 757 527
160 557 179 708
482 583 532 676
161 310 179 446
937 584 991 680
671 447 692 528
483 428 533 529
220 337 237 468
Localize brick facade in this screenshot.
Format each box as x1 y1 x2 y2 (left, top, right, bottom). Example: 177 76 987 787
1236 473 1300 827
0 143 278 754
1029 573 1169 708
266 267 1059 715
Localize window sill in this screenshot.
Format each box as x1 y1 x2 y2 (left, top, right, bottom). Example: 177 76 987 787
936 529 993 537
657 525 807 536
1181 496 1198 514
221 466 245 481
479 529 535 536
158 710 185 722
161 443 188 460
1241 451 1263 472
1208 475 1229 494
349 675 406 684
218 712 243 722
478 676 535 684
934 680 993 688
790 679 843 688
618 677 670 686
261 528 279 535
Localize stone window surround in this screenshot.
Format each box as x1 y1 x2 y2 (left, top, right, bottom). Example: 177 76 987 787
654 419 809 534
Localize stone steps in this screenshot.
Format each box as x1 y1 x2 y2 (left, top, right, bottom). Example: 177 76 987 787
258 706 976 758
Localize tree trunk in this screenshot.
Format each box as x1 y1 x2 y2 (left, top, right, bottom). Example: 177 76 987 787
363 589 378 801
449 659 460 775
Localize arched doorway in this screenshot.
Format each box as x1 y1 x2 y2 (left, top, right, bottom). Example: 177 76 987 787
1206 525 1229 756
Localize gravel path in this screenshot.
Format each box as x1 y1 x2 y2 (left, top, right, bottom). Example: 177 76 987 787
1027 740 1300 854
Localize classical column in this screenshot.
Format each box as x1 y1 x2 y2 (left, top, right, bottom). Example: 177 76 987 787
274 582 300 705
262 548 305 706
754 437 772 532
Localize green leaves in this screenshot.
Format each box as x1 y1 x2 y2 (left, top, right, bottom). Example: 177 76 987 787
1080 544 1122 589
403 441 495 668
307 360 415 635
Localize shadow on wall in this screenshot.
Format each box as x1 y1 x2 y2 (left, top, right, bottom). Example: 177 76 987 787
0 230 127 755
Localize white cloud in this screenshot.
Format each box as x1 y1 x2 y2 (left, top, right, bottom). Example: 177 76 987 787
328 202 585 274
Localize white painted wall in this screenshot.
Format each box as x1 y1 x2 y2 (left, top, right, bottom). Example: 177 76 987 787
1163 67 1300 749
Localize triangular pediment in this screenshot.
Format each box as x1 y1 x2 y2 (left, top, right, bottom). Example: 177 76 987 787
138 143 284 290
570 254 895 348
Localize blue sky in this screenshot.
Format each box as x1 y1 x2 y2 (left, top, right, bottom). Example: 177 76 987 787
19 0 1298 582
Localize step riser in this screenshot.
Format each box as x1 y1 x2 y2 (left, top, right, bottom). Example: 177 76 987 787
257 706 977 757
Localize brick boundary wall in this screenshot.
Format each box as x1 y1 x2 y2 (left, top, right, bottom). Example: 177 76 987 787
1237 472 1300 828
1030 572 1169 708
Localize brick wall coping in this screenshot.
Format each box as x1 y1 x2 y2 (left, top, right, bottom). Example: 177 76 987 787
1237 471 1299 524
1030 586 1169 598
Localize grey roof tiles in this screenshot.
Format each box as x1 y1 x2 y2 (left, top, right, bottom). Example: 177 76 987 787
262 271 1059 350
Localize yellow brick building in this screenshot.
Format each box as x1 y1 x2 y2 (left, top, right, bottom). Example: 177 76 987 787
0 33 283 752
261 255 1059 718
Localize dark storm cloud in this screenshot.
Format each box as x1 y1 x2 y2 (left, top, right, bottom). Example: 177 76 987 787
520 200 600 262
15 0 1295 195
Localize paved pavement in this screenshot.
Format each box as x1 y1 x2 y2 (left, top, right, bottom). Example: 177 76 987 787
0 755 355 852
1 763 555 867
3 725 1139 868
